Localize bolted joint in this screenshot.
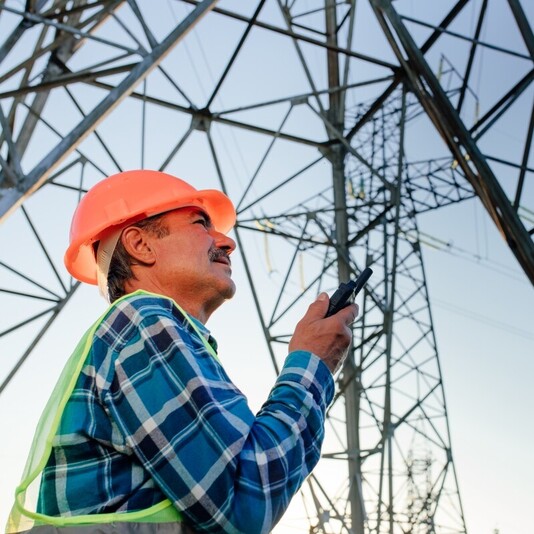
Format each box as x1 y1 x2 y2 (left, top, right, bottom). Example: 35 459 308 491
191 108 212 132
318 141 347 163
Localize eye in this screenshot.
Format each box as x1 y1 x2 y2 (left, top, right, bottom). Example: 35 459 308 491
194 217 209 228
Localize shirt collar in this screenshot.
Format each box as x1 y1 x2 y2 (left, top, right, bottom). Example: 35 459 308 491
187 314 219 353
125 289 219 354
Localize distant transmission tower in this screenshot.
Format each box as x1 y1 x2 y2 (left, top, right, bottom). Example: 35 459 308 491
1 1 533 533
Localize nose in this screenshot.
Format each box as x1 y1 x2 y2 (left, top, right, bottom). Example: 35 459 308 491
212 229 236 255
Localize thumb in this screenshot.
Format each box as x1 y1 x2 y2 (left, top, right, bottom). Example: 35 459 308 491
306 292 330 319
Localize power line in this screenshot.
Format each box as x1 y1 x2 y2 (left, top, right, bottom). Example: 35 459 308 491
431 296 534 342
405 229 529 284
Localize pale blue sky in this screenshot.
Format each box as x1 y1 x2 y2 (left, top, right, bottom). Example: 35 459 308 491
0 2 533 533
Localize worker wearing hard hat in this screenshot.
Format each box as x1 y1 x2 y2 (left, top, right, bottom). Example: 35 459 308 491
7 170 357 534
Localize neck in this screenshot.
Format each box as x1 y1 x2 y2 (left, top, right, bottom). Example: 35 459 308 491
124 278 218 324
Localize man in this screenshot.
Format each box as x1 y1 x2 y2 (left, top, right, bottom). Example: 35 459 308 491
7 170 357 534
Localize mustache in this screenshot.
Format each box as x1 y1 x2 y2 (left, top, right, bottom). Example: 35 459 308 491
208 247 231 264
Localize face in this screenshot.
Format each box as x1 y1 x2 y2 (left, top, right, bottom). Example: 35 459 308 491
146 207 237 320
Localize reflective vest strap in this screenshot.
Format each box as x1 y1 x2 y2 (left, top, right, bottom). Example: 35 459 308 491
8 290 220 532
14 521 197 533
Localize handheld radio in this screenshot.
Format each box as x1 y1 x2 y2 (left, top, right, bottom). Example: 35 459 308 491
325 267 373 318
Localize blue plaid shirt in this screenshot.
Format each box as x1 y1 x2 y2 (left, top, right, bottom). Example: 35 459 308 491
38 292 334 533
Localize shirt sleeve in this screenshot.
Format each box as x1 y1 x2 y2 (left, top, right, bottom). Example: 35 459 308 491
101 306 334 534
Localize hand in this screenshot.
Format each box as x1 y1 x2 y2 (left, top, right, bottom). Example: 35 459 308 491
288 293 359 374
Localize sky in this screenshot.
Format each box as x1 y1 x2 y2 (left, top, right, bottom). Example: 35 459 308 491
0 1 533 533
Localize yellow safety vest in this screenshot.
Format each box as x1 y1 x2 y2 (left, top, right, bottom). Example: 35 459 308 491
6 290 216 534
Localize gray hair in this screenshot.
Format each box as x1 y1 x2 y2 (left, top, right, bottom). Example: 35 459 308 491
105 213 169 302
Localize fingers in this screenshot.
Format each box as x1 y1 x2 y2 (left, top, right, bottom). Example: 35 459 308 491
306 293 359 323
288 296 360 374
304 292 330 319
337 302 359 325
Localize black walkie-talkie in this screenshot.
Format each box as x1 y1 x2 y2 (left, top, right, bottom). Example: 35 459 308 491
325 267 373 317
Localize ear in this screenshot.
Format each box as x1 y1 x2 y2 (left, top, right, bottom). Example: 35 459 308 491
121 226 156 266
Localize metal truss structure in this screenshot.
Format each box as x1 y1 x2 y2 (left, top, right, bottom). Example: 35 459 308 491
1 1 533 532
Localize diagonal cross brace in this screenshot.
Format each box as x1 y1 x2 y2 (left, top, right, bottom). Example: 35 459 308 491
0 0 219 223
371 0 534 285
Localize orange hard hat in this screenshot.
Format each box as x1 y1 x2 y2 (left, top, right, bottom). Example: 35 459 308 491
64 169 236 284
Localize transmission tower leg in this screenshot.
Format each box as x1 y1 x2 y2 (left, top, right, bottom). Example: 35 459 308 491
325 1 365 531
331 142 366 534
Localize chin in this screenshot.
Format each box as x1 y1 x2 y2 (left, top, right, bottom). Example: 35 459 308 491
210 275 236 302
223 280 237 300
205 283 236 323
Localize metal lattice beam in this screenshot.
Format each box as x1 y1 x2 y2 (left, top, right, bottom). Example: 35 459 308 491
0 2 532 532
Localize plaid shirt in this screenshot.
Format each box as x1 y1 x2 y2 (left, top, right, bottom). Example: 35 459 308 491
38 292 334 533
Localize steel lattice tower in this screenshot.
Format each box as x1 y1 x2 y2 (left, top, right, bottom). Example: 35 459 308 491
1 1 533 533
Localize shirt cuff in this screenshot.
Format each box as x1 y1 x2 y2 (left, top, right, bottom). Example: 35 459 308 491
278 350 335 410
